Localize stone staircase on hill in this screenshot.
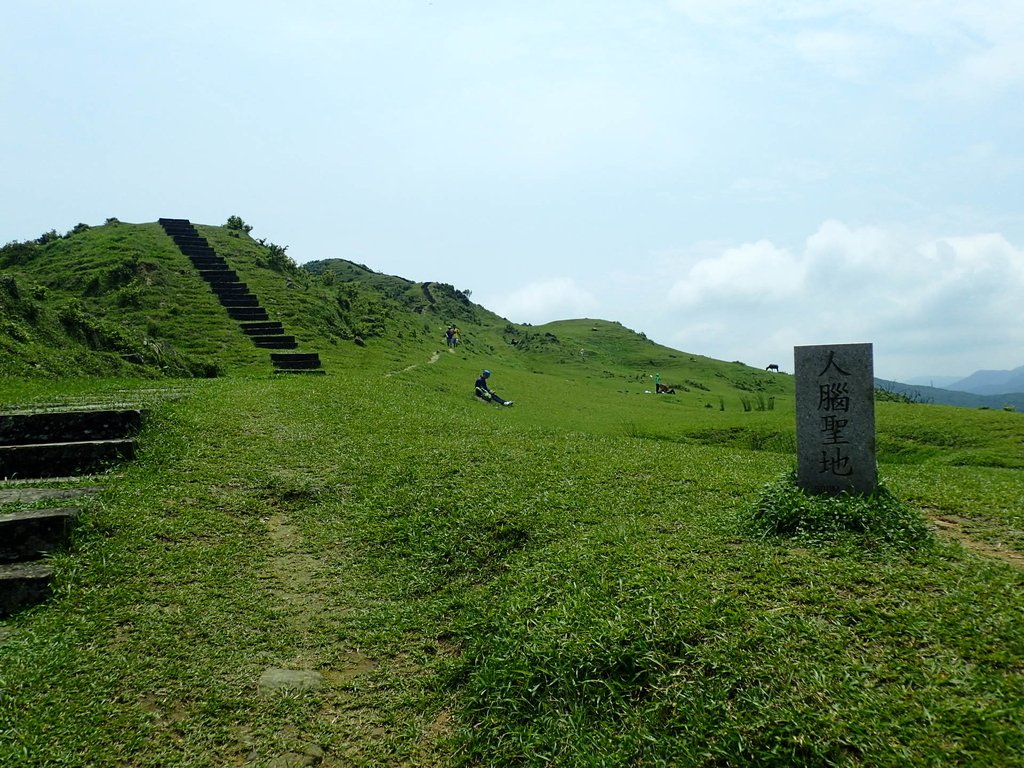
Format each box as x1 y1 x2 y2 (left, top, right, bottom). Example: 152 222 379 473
0 409 144 617
157 218 323 373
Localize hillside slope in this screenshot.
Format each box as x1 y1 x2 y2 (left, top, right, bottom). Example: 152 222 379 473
1 220 796 410
0 220 464 377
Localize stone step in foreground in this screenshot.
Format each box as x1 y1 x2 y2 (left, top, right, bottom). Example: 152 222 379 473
0 507 78 562
0 487 101 505
0 409 143 446
0 562 55 618
0 440 136 480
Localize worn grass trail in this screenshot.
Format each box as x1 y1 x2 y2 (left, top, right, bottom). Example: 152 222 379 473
1 375 461 765
1 369 1022 766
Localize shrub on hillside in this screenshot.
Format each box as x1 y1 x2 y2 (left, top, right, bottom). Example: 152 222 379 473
0 240 37 267
0 274 19 299
225 215 253 233
254 240 296 273
58 299 134 352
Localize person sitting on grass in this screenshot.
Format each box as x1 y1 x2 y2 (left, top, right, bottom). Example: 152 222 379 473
475 369 513 406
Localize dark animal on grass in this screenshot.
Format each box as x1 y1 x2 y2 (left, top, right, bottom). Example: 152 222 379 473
765 363 779 373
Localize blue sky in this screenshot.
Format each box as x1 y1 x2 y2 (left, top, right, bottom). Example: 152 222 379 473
3 1 1022 381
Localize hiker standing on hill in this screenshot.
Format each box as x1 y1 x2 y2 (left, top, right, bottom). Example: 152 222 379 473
475 369 513 406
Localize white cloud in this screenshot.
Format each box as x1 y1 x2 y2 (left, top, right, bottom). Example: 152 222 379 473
668 240 805 307
657 221 1024 379
484 278 598 325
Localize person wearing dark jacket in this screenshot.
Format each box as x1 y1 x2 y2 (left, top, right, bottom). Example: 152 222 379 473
475 369 513 406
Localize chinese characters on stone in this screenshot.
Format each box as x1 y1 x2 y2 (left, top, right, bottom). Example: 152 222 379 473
795 343 876 495
817 352 853 477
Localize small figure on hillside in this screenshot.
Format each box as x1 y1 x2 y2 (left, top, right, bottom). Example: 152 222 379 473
452 326 461 346
445 326 456 348
656 382 676 394
475 369 513 406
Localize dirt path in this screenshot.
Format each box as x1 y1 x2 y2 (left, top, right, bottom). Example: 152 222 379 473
384 350 443 378
929 514 1024 569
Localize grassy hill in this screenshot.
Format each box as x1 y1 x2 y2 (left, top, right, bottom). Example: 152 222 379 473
1 219 793 409
1 219 1022 766
0 220 448 378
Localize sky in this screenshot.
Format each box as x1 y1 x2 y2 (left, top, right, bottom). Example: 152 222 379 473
3 1 1023 382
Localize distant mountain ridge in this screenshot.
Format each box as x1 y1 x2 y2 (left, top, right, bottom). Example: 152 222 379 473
875 378 1024 412
947 365 1024 396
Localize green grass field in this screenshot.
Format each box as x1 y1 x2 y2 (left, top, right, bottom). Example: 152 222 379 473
1 351 1021 766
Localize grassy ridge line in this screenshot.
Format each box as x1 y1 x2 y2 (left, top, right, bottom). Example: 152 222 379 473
3 219 803 391
1 220 456 378
1 361 1022 765
0 222 267 377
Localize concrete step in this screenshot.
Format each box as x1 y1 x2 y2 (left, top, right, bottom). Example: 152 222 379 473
218 296 260 308
166 231 200 241
248 331 289 341
227 307 270 321
211 283 251 295
199 270 239 282
189 256 227 268
0 440 136 480
254 338 298 349
174 237 209 250
0 487 100 505
0 507 78 562
158 220 195 237
0 409 143 446
271 353 322 370
0 561 55 618
240 322 284 335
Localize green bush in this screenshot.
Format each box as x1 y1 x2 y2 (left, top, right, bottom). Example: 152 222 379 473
225 215 253 233
0 240 36 266
750 472 933 550
0 274 19 298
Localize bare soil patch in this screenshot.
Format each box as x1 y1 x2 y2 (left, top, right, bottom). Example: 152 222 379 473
930 513 1024 569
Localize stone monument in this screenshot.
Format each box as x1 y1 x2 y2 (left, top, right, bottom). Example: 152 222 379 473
794 343 877 495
